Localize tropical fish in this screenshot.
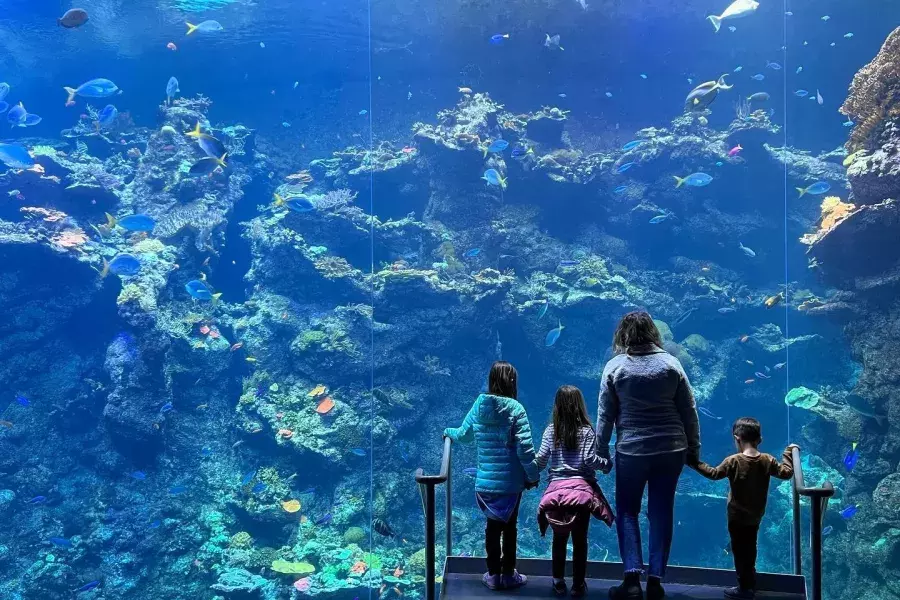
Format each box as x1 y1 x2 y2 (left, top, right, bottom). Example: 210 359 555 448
728 145 743 157
49 536 73 548
186 20 223 35
733 66 743 73
685 75 732 111
7 103 26 126
130 471 146 480
76 581 101 593
843 118 855 128
359 109 368 116
640 74 647 79
19 113 41 127
616 162 635 173
794 90 809 98
352 448 367 457
744 379 755 384
538 301 549 319
241 470 256 485
108 254 141 276
843 442 859 471
97 104 118 129
251 482 267 494
230 342 243 352
545 320 564 347
511 146 533 158
15 394 29 407
674 173 712 188
544 34 564 50
28 495 47 504
307 384 327 397
739 242 756 257
189 154 227 175
0 143 35 169
774 362 786 370
186 122 227 157
764 292 784 308
167 42 177 51
458 87 473 94
718 306 737 314
796 66 803 74
166 77 179 105
275 193 315 213
109 213 156 232
185 280 219 302
483 139 509 157
750 74 765 81
821 15 830 21
605 92 613 98
822 526 833 536
844 33 854 39
754 372 771 380
816 89 823 105
748 92 769 102
149 520 161 529
482 169 507 189
622 140 643 151
708 0 759 33
698 406 722 420
64 78 120 105
649 215 670 224
489 33 509 45
728 26 736 32
614 185 628 193
315 513 333 525
839 505 857 519
59 8 89 28
168 485 187 495
160 402 173 413
766 61 782 70
373 518 396 537
0 83 8 101
465 248 481 257
559 260 579 267
796 182 831 197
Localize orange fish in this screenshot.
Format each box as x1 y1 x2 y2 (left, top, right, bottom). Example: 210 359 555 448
307 384 327 398
199 325 210 335
0 420 12 428
230 342 243 352
739 335 749 343
316 396 335 415
282 499 301 513
745 379 755 384
167 42 177 51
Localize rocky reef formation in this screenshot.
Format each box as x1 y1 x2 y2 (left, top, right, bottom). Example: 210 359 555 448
0 66 872 600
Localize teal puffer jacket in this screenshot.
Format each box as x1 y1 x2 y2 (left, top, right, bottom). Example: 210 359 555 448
444 394 540 494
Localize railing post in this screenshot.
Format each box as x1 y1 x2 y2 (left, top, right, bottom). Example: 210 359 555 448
424 484 436 600
809 495 824 600
791 447 802 575
445 442 453 558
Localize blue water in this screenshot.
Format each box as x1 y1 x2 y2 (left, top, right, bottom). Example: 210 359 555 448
0 0 895 598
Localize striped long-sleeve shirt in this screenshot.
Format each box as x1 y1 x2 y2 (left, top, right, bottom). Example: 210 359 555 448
535 424 604 483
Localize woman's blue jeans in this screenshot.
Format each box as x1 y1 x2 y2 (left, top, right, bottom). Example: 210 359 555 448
614 450 685 578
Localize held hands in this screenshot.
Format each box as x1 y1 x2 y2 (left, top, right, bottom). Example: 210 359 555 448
598 457 613 475
524 479 541 490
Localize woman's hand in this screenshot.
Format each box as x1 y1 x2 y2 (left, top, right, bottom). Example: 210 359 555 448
598 457 613 475
524 479 540 490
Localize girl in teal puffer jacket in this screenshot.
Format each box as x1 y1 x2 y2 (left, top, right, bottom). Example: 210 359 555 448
444 361 540 591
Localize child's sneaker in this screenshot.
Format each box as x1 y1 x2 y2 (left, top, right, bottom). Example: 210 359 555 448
482 573 503 590
571 581 588 598
724 586 755 600
502 570 528 589
552 579 568 596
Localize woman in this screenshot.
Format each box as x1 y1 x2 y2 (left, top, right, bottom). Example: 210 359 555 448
596 311 701 600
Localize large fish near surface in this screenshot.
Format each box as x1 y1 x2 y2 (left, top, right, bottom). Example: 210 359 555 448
708 0 759 33
685 75 733 112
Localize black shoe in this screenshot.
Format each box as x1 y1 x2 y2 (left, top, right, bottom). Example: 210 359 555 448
723 586 755 600
646 576 665 600
609 573 643 600
571 581 588 598
552 579 568 596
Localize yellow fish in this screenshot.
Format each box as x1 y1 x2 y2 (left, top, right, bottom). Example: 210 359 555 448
843 150 864 168
307 384 327 398
764 292 785 308
245 357 258 363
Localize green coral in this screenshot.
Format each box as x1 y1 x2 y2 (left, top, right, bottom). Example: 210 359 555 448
681 334 710 354
343 527 366 544
229 532 253 549
271 559 316 575
654 319 674 342
785 386 821 409
407 548 427 574
297 329 328 351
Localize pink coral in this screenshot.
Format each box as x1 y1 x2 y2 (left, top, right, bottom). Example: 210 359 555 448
20 207 67 223
293 577 311 593
51 228 89 249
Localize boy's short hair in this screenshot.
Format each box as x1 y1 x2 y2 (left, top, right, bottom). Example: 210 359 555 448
732 417 762 444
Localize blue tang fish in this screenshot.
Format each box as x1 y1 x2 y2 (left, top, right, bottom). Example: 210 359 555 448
614 185 628 193
794 90 809 98
15 394 29 406
545 320 564 347
649 214 670 224
839 505 858 519
169 485 188 495
843 442 859 471
352 448 367 456
274 193 315 212
622 140 643 151
76 581 101 593
130 471 146 480
796 181 830 197
616 162 635 173
28 495 47 504
251 482 267 494
97 105 118 128
0 83 9 101
7 103 26 126
511 146 533 158
108 254 141 276
241 470 256 485
114 214 156 232
0 143 35 169
751 74 765 81
166 77 179 105
464 248 481 257
674 173 713 188
186 20 224 35
48 536 72 548
483 139 509 157
482 168 507 189
185 280 215 301
489 33 509 45
64 78 121 104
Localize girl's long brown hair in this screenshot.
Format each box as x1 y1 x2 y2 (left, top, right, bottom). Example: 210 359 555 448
552 385 593 450
488 361 518 399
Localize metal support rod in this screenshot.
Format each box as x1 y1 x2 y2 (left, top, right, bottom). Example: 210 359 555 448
791 484 802 575
445 443 453 558
424 484 436 600
810 493 824 600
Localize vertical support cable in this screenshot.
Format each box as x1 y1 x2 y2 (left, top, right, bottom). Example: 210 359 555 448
366 0 376 598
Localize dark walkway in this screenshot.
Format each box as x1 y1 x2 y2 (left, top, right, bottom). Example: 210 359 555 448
441 558 807 600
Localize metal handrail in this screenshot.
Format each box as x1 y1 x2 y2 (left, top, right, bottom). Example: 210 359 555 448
414 436 453 600
790 445 835 600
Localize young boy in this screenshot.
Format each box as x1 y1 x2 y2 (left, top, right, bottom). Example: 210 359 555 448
690 417 796 600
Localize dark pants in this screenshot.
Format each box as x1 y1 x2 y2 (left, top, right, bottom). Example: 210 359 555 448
485 496 521 576
615 450 685 578
552 511 590 586
728 520 760 590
